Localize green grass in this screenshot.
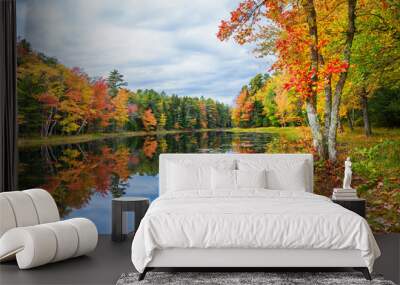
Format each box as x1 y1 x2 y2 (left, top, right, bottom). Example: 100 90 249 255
229 126 305 141
338 127 400 149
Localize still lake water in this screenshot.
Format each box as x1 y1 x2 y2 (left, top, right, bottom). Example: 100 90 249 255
18 131 275 234
17 131 400 283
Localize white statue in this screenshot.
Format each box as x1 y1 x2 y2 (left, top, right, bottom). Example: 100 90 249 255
343 157 352 189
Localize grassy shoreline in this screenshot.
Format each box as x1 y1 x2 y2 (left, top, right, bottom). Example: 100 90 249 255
229 126 306 141
18 128 231 148
17 126 400 148
18 127 304 148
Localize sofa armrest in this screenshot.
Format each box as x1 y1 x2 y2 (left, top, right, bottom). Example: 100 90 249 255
0 225 57 268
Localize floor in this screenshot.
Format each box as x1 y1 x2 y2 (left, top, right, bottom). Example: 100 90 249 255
0 234 399 285
0 235 133 285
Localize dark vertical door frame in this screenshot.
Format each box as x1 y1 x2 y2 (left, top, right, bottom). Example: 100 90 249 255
0 0 17 192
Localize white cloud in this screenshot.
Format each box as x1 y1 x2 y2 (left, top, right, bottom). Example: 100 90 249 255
17 0 272 104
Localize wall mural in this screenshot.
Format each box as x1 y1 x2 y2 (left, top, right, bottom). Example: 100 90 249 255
17 0 399 233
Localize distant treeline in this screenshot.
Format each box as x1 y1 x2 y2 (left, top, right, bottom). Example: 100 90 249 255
231 73 400 130
17 40 231 137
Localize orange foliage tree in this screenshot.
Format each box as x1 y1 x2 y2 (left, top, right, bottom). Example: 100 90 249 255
198 101 208 129
218 0 357 161
142 108 157 131
89 79 112 129
232 86 254 127
59 67 93 134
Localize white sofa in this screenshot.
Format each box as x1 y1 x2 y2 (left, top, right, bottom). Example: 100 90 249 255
0 188 98 269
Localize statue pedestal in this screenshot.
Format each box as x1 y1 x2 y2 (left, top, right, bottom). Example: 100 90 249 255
332 188 358 200
334 187 356 192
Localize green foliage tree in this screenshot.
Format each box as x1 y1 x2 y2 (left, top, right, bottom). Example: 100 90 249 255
343 0 400 136
369 88 400 128
107 69 128 98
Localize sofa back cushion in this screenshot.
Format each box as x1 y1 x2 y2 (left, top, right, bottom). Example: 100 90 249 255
0 189 60 238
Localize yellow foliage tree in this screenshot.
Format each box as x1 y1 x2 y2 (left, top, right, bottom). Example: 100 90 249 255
111 89 129 129
158 113 167 130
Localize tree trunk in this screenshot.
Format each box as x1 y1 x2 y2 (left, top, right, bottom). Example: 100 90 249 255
302 0 327 159
360 87 372 136
305 99 325 158
338 116 344 133
346 111 354 131
327 0 357 162
328 88 341 161
49 121 57 136
42 108 54 137
77 119 87 135
323 74 332 139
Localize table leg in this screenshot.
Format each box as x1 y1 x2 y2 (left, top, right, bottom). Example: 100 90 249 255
112 201 123 242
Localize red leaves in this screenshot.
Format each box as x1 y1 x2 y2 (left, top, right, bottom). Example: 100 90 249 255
91 79 112 127
230 8 242 22
216 0 258 42
217 20 232 41
325 59 349 75
37 93 59 108
381 0 389 9
283 67 317 99
217 0 354 102
317 39 329 49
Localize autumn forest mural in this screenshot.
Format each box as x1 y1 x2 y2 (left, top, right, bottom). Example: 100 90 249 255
17 0 399 233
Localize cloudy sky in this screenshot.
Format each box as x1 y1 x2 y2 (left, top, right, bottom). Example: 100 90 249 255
17 0 272 105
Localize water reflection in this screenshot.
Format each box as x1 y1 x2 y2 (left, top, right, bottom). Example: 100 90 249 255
18 131 274 233
18 131 398 234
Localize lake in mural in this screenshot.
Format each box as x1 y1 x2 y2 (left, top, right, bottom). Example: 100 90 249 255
18 131 276 234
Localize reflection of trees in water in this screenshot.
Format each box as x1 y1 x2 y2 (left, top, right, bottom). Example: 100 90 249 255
109 175 127 198
39 146 133 216
232 137 257 153
18 132 272 217
143 138 158 158
231 133 274 153
159 138 168 153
